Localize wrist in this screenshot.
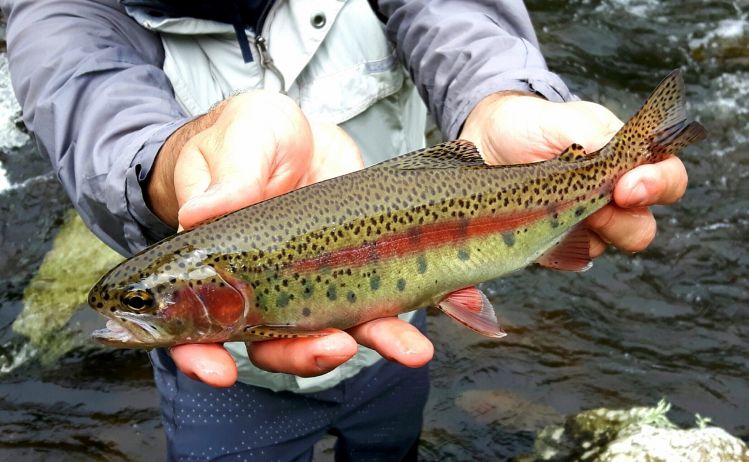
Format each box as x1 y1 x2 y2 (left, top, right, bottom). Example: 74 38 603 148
146 105 224 228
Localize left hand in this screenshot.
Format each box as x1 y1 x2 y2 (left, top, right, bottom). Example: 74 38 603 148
459 91 688 257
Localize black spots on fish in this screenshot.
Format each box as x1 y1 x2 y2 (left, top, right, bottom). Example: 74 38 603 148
396 278 407 292
575 206 587 217
370 274 381 291
347 291 357 303
457 249 470 261
416 255 428 274
302 282 314 299
502 232 515 247
326 285 337 301
110 306 117 313
302 307 311 317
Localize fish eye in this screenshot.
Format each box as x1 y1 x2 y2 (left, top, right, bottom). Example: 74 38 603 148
122 289 155 311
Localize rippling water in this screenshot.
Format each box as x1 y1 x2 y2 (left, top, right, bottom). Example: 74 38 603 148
0 1 747 460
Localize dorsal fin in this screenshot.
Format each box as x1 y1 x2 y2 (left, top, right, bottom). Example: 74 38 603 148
557 143 588 161
376 140 488 170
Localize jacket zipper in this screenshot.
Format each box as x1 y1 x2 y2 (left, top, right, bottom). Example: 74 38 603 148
252 1 286 93
253 35 286 93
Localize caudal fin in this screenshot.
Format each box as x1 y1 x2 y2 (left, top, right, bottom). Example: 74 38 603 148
616 70 707 163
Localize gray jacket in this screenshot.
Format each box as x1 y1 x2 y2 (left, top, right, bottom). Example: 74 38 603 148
1 0 571 256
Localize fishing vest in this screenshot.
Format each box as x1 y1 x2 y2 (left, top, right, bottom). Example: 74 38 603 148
125 0 428 393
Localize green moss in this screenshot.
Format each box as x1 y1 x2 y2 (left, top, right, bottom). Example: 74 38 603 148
13 210 122 360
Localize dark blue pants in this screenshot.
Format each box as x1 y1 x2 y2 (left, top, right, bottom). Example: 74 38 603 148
150 311 430 461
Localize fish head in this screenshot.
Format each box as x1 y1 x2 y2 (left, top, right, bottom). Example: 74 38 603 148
88 240 252 348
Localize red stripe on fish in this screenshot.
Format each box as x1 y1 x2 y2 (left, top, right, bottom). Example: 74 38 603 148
287 204 568 273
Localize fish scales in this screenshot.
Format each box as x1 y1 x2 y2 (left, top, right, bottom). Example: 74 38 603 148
88 70 706 347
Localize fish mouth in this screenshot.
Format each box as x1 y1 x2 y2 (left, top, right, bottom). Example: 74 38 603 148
92 314 171 348
92 319 145 347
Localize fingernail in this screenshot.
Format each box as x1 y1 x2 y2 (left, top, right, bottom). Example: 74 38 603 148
627 182 649 206
396 330 429 356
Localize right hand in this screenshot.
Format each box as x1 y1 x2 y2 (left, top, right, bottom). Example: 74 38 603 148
146 91 434 387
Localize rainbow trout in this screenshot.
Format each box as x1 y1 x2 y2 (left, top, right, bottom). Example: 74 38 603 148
89 71 706 347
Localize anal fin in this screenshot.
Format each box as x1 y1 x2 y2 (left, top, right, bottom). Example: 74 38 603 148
537 225 593 272
438 286 506 338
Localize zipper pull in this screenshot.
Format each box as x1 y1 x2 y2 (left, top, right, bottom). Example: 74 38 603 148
254 35 286 94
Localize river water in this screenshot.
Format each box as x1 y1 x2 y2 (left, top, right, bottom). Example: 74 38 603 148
0 1 747 460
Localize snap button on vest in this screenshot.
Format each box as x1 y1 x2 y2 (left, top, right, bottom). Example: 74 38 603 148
310 13 326 29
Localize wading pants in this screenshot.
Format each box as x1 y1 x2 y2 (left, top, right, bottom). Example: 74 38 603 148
150 311 429 461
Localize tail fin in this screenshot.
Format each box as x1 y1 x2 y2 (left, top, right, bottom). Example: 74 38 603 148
617 70 707 162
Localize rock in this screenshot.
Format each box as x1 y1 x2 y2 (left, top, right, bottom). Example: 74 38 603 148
13 210 122 363
516 400 749 462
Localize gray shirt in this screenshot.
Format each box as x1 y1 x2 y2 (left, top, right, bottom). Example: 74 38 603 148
1 0 571 256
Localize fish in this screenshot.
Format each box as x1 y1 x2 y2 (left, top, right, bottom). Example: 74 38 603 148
88 70 706 348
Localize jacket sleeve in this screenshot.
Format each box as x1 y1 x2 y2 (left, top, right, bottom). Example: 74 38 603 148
376 0 573 139
1 0 190 256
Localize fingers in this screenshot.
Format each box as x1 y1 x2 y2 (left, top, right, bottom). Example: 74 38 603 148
586 204 657 253
614 156 688 208
348 317 434 368
246 329 358 378
586 157 686 254
170 343 238 388
247 317 433 377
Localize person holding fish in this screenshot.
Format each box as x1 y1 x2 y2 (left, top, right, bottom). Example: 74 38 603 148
2 0 698 460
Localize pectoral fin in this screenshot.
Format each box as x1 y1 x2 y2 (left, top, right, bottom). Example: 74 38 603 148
438 286 506 338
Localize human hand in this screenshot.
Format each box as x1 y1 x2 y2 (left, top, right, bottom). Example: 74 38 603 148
147 91 433 387
459 91 688 257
